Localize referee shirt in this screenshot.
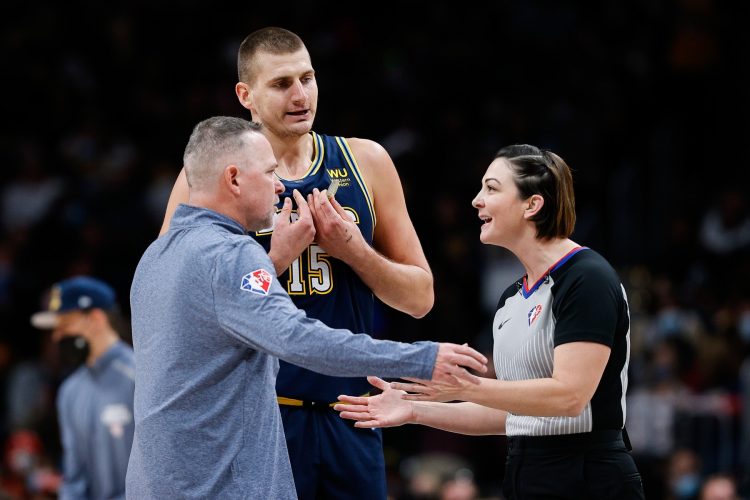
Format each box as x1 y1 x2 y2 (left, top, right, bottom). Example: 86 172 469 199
57 340 135 500
493 247 631 436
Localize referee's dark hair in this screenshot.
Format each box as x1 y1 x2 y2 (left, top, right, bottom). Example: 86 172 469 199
495 144 576 240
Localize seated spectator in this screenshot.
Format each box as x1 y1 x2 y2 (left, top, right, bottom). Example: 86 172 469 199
699 473 739 500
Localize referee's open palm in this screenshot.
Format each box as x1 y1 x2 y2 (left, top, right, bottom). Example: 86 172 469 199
335 376 413 429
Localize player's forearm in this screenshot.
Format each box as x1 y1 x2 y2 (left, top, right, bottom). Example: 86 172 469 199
345 244 434 318
160 169 189 237
411 401 506 435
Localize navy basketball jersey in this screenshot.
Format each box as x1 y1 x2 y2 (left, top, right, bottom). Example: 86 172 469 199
253 132 376 402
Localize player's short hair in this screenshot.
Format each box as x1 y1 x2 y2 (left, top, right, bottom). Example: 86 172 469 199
495 144 576 240
237 27 306 84
183 116 262 190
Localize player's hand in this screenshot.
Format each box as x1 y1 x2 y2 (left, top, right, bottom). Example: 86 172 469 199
430 343 487 388
334 376 414 428
307 188 365 262
269 189 315 275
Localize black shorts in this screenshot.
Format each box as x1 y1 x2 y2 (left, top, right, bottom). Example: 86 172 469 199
502 430 645 500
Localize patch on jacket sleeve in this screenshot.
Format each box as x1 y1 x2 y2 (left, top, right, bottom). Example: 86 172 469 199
241 269 273 295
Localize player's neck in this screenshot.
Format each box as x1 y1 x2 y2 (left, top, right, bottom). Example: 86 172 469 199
266 132 314 180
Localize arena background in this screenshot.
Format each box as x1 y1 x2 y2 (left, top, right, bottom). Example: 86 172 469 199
1 1 749 498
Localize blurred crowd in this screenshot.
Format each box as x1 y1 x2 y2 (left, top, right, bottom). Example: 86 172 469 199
1 1 749 498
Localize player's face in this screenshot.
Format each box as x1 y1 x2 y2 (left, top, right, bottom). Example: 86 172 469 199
237 132 284 231
245 49 318 139
471 159 527 246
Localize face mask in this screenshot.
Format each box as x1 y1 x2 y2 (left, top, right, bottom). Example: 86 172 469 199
657 311 682 336
10 448 34 474
653 365 673 383
673 473 700 499
58 336 89 368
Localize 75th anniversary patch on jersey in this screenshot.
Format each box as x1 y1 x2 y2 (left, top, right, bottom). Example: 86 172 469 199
241 269 273 295
528 304 543 326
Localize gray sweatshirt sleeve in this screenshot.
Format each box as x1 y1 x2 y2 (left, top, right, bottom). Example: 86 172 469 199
211 239 438 380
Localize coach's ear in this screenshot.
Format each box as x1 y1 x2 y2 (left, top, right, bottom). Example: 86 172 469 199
235 82 254 113
224 164 241 195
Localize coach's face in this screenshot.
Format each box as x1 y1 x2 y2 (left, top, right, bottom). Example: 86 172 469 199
234 132 284 231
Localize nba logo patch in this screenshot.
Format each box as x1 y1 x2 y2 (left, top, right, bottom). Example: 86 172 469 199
241 269 273 295
528 305 542 326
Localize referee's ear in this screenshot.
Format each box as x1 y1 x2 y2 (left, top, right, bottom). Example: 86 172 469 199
524 194 544 219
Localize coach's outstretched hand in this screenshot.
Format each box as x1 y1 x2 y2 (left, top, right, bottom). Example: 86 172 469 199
432 343 487 385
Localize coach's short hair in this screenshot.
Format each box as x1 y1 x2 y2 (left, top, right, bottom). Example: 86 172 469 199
495 144 576 240
237 27 306 84
183 116 262 190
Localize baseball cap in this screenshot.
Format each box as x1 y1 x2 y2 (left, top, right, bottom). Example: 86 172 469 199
30 276 116 330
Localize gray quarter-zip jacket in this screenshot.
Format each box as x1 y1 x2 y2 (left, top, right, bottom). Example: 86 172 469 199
126 205 437 499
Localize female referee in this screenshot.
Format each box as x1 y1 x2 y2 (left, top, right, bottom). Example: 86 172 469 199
335 144 645 499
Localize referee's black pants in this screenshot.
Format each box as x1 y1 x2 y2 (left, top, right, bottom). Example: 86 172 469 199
502 430 645 499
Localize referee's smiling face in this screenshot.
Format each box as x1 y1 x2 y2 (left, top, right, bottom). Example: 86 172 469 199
472 159 528 246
